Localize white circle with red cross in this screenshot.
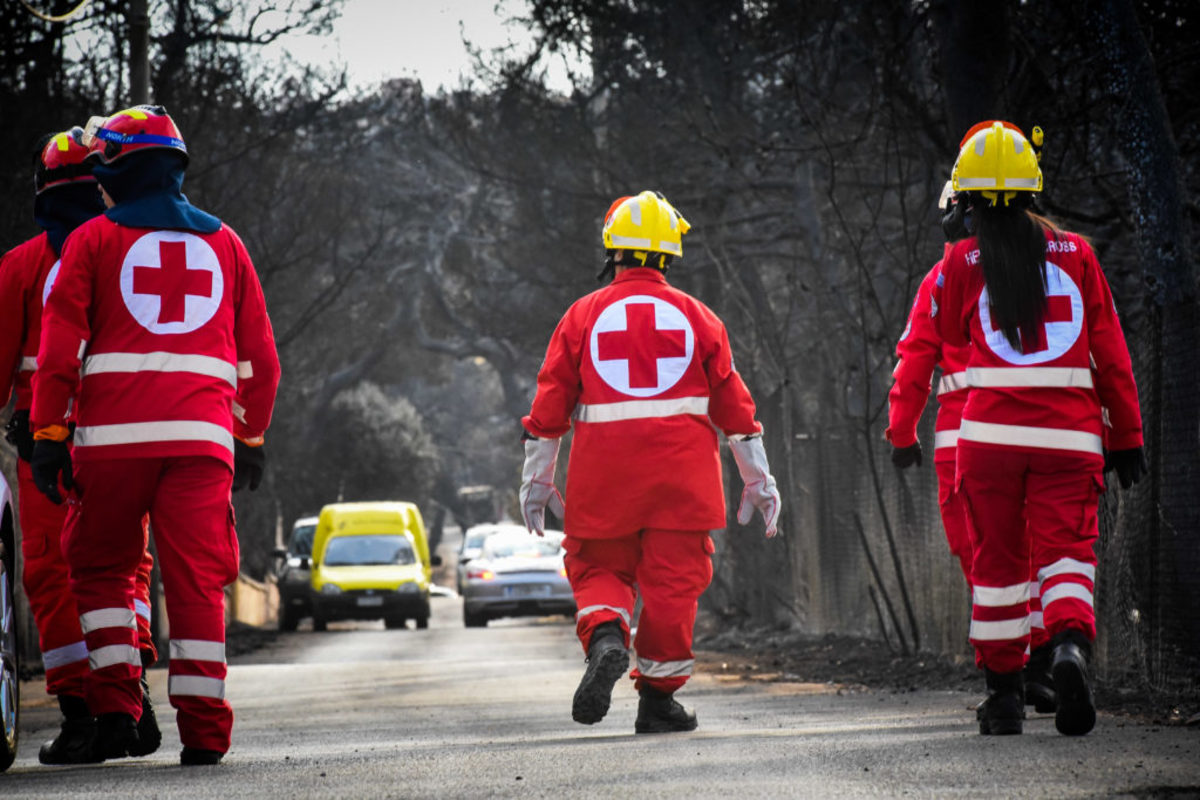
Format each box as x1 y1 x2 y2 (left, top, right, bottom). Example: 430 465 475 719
42 260 60 307
978 262 1083 365
120 230 223 334
589 295 695 397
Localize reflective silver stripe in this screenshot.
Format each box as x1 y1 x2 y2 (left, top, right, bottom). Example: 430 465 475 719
169 675 225 700
957 177 997 189
1041 583 1094 609
80 607 136 634
973 582 1029 608
658 239 682 256
574 396 709 424
74 421 234 453
933 429 959 450
1030 612 1045 630
237 360 254 379
170 639 226 663
19 356 37 372
89 644 140 671
575 604 631 628
958 419 1102 455
608 234 652 249
83 351 237 387
937 371 968 395
967 367 1093 389
1037 557 1096 583
134 599 152 622
42 640 88 670
969 617 1030 641
232 400 247 424
1005 176 1040 188
636 656 694 679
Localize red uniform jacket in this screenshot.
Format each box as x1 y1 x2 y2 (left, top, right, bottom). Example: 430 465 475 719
522 268 762 538
935 229 1141 456
0 233 63 410
32 217 281 466
887 249 971 462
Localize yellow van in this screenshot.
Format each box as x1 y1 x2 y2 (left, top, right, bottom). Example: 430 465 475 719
307 502 442 631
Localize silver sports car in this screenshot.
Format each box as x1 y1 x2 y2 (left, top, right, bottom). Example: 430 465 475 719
461 529 575 628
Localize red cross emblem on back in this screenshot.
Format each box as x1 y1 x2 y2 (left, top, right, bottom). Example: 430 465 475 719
989 294 1074 354
133 240 214 324
597 303 687 388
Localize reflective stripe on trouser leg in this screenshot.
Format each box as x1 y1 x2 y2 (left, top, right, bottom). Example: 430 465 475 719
631 529 713 693
153 456 238 752
1029 579 1049 651
16 458 88 696
135 545 158 666
958 444 1032 674
563 534 640 653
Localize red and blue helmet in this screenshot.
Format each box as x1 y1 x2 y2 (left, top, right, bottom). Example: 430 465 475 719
82 105 188 165
34 127 96 194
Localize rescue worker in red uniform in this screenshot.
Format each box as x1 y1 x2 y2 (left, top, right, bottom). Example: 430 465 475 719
887 177 1057 715
935 121 1144 736
29 106 281 765
0 127 161 763
520 191 781 733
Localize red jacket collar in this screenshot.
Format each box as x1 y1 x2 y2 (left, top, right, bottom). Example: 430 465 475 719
612 267 667 285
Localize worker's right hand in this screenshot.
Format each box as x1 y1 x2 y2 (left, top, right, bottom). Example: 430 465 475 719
232 439 266 492
31 439 73 504
519 435 564 536
1105 447 1147 489
891 443 923 469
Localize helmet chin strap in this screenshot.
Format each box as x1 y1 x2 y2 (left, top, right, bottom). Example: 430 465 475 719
596 250 673 283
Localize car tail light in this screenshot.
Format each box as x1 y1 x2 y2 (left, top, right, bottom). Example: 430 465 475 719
467 566 495 580
559 566 567 578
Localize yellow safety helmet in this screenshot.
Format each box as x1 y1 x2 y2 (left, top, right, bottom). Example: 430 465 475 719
951 120 1042 206
602 190 691 265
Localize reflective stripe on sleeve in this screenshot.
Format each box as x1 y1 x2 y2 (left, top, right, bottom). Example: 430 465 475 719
967 367 1094 389
937 371 968 395
169 675 226 700
134 598 152 622
74 421 234 453
42 640 88 670
237 360 254 379
1040 583 1094 609
169 639 226 663
575 604 631 628
19 356 37 372
573 396 709 424
83 352 237 386
1037 557 1096 583
933 429 959 450
636 656 694 679
958 419 1102 455
80 607 136 634
972 582 1030 608
1029 611 1045 630
969 617 1030 641
89 644 141 671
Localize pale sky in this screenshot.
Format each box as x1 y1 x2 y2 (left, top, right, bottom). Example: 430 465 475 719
267 0 581 93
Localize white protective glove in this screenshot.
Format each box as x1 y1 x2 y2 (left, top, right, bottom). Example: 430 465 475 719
729 436 781 538
520 436 565 536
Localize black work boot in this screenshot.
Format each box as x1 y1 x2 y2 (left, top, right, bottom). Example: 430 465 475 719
1023 643 1057 713
635 686 698 734
978 669 1024 735
571 621 629 724
180 746 224 766
95 712 141 760
38 695 102 765
1051 628 1096 736
128 671 162 757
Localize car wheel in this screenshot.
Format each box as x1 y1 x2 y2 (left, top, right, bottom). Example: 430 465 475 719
311 607 328 632
384 615 406 630
279 604 300 632
415 615 429 630
0 509 20 773
463 609 487 628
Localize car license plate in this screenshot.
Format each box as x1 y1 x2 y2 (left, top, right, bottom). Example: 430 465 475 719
504 584 552 598
356 595 384 607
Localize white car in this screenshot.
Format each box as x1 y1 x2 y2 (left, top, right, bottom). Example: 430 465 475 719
1 471 18 771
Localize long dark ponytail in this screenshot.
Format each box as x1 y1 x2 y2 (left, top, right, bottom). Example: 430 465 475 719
973 195 1054 351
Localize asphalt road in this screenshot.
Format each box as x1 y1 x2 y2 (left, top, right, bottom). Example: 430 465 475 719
3 533 1198 798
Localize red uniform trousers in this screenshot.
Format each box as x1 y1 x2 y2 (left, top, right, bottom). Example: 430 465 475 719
957 444 1103 674
18 459 156 697
64 456 238 753
564 528 713 694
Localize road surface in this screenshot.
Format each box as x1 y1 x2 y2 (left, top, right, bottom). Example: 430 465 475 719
3 532 1197 798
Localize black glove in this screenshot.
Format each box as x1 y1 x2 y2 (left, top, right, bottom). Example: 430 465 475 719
31 438 73 504
1105 447 1147 489
941 192 972 242
891 443 923 469
232 439 266 492
4 410 34 462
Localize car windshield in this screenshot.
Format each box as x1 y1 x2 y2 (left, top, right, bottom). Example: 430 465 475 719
290 524 316 557
463 530 492 551
484 537 562 560
323 535 415 567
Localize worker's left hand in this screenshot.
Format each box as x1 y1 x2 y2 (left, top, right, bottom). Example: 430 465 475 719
891 443 923 469
31 439 73 504
730 436 781 538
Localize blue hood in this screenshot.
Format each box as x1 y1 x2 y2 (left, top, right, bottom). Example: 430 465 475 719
93 150 221 234
34 182 105 256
